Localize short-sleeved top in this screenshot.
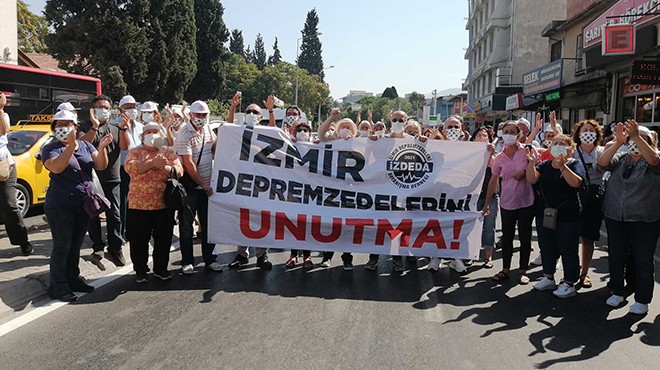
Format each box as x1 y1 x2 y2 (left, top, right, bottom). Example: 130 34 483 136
602 152 660 222
79 121 122 183
491 143 536 210
120 121 144 165
42 140 97 210
0 112 15 166
572 146 605 185
535 159 585 222
174 124 215 188
124 146 179 210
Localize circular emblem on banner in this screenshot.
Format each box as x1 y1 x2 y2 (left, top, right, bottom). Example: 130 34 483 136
386 143 434 189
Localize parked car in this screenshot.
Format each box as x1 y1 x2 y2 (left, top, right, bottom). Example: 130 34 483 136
7 124 54 216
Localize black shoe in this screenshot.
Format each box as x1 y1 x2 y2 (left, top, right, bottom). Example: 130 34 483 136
228 254 249 269
51 292 78 302
135 273 148 283
495 239 502 250
71 283 95 293
256 255 273 270
343 261 354 271
89 252 106 271
107 250 126 267
154 270 172 281
20 242 34 256
406 256 417 264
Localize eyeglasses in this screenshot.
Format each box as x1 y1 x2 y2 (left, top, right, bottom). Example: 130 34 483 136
246 109 261 115
623 164 635 179
296 127 310 133
392 118 405 123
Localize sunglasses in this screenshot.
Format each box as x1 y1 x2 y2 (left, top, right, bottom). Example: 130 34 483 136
392 118 405 123
246 109 261 115
296 127 310 133
623 164 635 179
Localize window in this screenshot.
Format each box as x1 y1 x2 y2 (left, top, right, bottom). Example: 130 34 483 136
550 41 562 62
575 34 584 73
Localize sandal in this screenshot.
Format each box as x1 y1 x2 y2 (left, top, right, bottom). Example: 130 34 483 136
519 274 530 285
303 256 314 269
580 274 593 288
492 270 509 281
285 255 298 268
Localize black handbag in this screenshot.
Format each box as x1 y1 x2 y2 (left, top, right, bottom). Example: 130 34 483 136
179 131 206 190
576 147 605 208
164 168 189 212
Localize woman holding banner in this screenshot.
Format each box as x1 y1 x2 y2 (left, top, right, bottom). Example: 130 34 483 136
471 127 498 268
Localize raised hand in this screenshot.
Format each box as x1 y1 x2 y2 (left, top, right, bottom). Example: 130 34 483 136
535 112 543 132
264 95 275 111
614 122 627 145
89 108 100 128
99 133 113 148
331 108 340 118
231 92 242 107
623 119 639 139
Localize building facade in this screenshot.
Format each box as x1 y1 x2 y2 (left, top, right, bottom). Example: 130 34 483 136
0 0 18 65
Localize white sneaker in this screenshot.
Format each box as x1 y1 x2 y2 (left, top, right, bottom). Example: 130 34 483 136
533 277 557 291
629 302 649 315
206 262 224 272
530 254 543 266
552 282 576 298
449 259 466 273
320 259 331 268
606 294 624 307
428 257 442 272
182 264 195 275
169 244 180 252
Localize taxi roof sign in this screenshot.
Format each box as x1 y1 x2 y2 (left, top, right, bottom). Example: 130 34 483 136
29 114 54 122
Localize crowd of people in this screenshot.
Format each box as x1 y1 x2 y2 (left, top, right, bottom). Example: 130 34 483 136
0 91 658 315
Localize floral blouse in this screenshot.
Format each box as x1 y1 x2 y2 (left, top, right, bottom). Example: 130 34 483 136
125 146 179 210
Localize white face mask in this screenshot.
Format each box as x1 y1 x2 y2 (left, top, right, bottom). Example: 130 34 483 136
497 129 503 138
296 131 310 142
543 140 553 148
283 115 298 128
191 117 207 127
95 108 111 122
579 132 597 145
142 133 161 147
374 130 385 137
244 113 260 125
125 109 138 121
391 121 405 134
502 134 518 146
338 128 352 138
173 117 183 128
550 145 568 157
627 141 640 155
359 130 370 137
142 112 154 122
54 125 74 142
446 128 462 141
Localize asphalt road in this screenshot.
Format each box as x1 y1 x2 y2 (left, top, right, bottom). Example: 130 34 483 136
0 244 658 370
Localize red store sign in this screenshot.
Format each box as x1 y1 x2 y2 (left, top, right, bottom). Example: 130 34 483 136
583 0 660 48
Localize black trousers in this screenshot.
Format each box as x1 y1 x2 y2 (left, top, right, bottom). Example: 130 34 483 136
127 208 175 274
0 165 28 246
500 205 535 270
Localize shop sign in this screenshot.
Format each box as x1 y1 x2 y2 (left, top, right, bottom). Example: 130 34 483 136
630 60 660 85
602 24 636 55
522 59 563 96
584 0 660 48
505 93 523 110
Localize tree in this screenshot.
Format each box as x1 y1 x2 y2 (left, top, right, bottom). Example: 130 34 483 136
297 8 324 80
220 54 260 107
45 0 151 101
17 0 49 53
408 91 426 112
186 0 230 101
267 37 282 66
253 33 267 70
245 45 255 64
229 29 245 59
382 86 399 99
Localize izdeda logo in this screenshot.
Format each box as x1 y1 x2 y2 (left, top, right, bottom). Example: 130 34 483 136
386 143 434 189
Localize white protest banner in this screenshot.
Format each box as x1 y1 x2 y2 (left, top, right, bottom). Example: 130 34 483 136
208 124 489 259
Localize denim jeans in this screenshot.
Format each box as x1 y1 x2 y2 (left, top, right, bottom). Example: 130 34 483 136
0 165 28 245
119 166 130 240
478 195 499 249
88 181 123 253
127 208 175 274
179 189 216 266
500 205 535 270
46 207 89 295
605 217 660 304
536 219 582 283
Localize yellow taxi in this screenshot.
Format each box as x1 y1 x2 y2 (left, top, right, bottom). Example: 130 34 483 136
7 119 54 216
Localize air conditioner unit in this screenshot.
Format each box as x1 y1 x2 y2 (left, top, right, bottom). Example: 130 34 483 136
496 75 511 87
496 67 511 77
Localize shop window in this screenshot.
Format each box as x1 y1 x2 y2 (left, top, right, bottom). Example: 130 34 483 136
622 96 635 121
585 108 597 120
654 95 660 123
636 94 654 123
575 34 584 74
550 41 562 62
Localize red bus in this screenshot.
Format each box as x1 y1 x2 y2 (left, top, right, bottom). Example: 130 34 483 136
0 63 102 123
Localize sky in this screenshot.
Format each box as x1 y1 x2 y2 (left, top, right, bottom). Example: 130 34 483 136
25 0 469 100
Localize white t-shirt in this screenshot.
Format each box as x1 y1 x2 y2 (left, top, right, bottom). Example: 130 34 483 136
0 112 15 165
174 123 215 188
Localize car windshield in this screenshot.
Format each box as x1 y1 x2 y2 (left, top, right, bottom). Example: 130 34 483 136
6 131 48 155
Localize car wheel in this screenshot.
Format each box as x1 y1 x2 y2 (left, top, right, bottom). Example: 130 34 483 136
15 183 31 218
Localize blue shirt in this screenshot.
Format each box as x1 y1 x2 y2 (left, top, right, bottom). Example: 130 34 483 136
42 140 97 210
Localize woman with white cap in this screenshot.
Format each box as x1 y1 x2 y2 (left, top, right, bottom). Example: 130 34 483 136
125 122 183 282
41 110 112 301
118 95 142 241
598 120 660 315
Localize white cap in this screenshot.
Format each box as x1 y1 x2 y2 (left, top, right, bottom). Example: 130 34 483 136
638 125 652 138
172 106 183 117
56 102 79 112
139 101 158 112
544 124 563 134
119 95 137 107
142 122 163 132
517 117 530 129
190 100 209 114
52 110 78 122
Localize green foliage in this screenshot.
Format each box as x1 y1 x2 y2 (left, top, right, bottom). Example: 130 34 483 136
206 99 230 119
229 29 245 59
103 66 128 100
408 91 426 112
382 86 399 99
245 45 255 64
267 37 282 66
297 8 324 81
17 0 49 53
186 0 230 101
338 96 414 123
253 33 267 70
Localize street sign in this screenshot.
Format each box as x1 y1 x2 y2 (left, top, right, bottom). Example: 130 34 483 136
630 60 660 85
545 91 561 101
429 116 438 121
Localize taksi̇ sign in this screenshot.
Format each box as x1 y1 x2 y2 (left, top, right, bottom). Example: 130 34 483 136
208 124 487 259
522 59 563 96
583 0 660 48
